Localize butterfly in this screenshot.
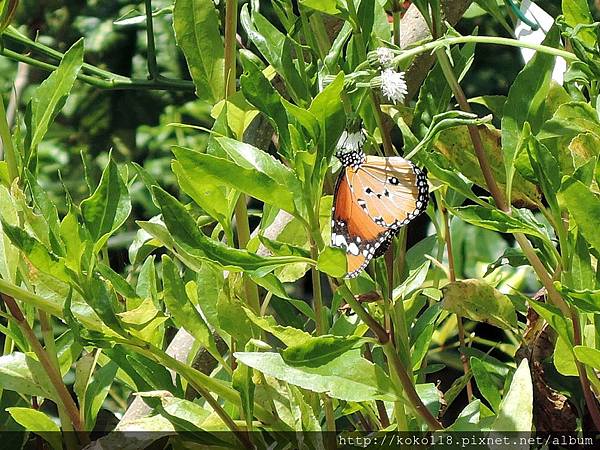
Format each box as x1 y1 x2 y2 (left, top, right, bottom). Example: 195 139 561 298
331 139 429 278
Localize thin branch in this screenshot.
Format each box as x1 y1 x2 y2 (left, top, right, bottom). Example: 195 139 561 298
336 283 443 430
0 43 194 91
2 295 88 442
144 0 159 80
439 196 473 402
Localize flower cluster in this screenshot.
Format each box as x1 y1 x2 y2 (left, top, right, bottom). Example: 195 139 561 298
367 47 408 104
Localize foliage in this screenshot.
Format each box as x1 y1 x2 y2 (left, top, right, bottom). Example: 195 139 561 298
0 0 600 448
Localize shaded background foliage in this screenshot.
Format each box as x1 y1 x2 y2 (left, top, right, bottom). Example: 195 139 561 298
0 0 599 446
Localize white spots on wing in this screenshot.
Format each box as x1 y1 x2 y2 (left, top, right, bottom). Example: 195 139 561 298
333 233 347 248
348 243 359 256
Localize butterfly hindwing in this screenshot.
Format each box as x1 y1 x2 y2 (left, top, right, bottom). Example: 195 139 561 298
331 168 391 278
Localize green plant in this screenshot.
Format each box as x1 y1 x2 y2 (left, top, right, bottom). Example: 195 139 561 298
0 0 599 448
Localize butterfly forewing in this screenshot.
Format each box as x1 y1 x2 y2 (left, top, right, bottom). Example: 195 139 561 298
350 155 428 229
331 168 391 278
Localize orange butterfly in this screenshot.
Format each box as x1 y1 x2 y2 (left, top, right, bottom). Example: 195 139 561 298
331 137 429 278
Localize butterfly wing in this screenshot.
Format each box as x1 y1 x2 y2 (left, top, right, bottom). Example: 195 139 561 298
331 167 392 278
349 155 429 230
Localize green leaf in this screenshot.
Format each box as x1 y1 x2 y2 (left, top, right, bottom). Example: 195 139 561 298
6 408 62 450
559 176 600 253
80 159 131 253
249 273 315 320
539 102 600 143
309 73 346 162
25 169 62 255
162 255 224 365
172 155 232 233
232 348 254 431
59 207 87 273
525 131 561 211
449 205 547 240
160 396 210 427
490 359 533 432
172 0 224 102
82 277 127 336
241 307 312 346
573 345 600 369
153 187 311 275
442 279 518 330
554 336 578 377
235 350 399 402
240 65 291 153
172 143 304 218
299 0 342 15
528 299 573 344
555 283 600 313
258 235 311 259
571 230 595 290
469 95 506 116
0 185 19 282
1 221 72 283
502 26 559 200
484 247 529 276
0 353 58 399
411 324 434 370
434 125 540 208
240 6 309 104
84 362 118 429
446 399 482 431
415 383 443 418
25 39 84 158
97 263 140 302
470 357 501 412
282 335 369 367
316 246 347 278
414 40 475 138
0 0 18 32
563 0 596 47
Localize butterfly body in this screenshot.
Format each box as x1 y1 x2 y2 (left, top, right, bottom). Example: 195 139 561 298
331 149 428 278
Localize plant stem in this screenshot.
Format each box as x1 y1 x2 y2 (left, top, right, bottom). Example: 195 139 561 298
346 0 394 156
309 223 336 435
144 0 159 80
391 35 577 66
572 310 600 430
336 283 442 430
224 0 238 96
363 344 390 428
438 193 473 401
382 342 442 430
2 295 88 442
223 0 259 315
0 94 18 181
39 311 78 450
392 1 401 48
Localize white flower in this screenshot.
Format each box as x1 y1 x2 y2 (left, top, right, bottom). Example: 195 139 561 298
376 47 395 67
336 129 366 153
380 69 408 104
